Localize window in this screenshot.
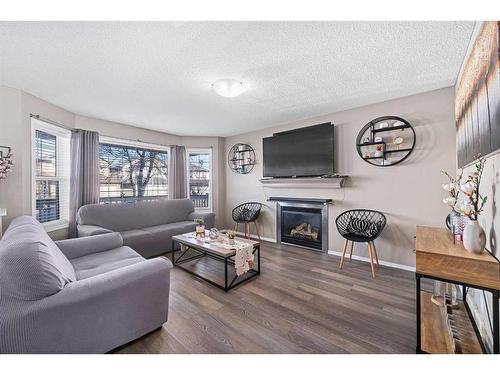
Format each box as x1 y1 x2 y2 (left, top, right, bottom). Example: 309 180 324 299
187 148 212 210
31 119 70 229
98 137 169 203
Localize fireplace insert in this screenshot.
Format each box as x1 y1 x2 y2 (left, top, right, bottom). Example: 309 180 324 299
272 197 330 252
281 206 322 250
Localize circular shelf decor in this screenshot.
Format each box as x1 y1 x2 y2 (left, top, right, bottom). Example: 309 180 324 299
228 143 256 174
356 116 416 167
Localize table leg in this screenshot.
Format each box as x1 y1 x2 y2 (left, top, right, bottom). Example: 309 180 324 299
493 290 499 354
224 257 229 292
257 244 261 274
416 273 422 353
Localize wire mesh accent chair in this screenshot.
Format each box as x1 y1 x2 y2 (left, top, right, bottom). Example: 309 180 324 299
232 202 263 240
335 209 386 278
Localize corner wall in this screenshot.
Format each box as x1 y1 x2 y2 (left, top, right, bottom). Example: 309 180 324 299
223 87 457 268
0 87 225 238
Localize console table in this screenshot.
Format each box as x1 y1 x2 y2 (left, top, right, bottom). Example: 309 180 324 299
415 226 500 354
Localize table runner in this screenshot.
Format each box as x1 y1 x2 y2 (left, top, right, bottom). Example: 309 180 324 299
214 239 255 276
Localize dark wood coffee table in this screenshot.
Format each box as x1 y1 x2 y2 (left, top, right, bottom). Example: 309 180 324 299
171 233 260 292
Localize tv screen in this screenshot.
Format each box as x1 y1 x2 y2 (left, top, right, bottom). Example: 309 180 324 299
263 123 334 178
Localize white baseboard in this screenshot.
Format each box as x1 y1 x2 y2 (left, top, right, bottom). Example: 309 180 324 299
328 250 415 272
234 231 414 272
235 231 276 243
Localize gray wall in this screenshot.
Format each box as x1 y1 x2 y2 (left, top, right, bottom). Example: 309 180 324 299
223 87 457 268
0 87 224 238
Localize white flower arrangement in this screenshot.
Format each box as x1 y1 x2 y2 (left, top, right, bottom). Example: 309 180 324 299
440 169 463 211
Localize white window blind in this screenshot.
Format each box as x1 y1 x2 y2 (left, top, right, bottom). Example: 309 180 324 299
31 118 70 230
187 148 212 211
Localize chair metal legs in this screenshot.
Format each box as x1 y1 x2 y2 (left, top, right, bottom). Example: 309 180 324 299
338 239 379 278
254 221 261 240
367 241 376 278
234 221 261 240
370 241 379 266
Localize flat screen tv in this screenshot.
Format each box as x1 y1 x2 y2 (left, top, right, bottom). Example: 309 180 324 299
263 122 335 178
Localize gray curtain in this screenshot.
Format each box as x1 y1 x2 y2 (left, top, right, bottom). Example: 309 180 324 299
168 145 188 199
69 129 100 237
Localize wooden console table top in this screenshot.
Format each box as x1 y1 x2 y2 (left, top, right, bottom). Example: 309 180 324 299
416 226 500 290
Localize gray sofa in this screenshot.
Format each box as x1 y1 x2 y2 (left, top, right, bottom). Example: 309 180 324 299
0 216 172 354
77 198 215 258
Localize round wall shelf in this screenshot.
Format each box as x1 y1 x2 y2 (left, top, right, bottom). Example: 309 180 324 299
228 143 256 174
356 116 416 167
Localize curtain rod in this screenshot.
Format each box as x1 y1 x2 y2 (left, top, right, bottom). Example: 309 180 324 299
30 113 215 150
30 113 72 131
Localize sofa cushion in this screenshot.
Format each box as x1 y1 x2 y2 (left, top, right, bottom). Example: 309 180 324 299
120 228 154 251
0 216 76 300
77 198 195 232
119 221 197 258
143 221 197 239
71 246 144 280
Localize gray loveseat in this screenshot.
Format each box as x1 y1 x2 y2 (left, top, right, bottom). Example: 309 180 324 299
77 198 215 258
0 216 172 354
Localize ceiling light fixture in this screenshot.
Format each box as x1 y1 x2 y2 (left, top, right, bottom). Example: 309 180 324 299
212 78 245 98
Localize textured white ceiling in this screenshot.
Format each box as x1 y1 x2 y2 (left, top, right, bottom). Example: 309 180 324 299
0 21 474 136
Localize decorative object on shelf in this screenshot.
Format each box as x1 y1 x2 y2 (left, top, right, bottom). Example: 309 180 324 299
0 146 14 181
453 214 467 242
393 136 404 146
463 220 486 254
228 143 256 174
374 145 384 157
355 116 416 167
431 280 460 308
209 228 219 241
441 168 464 241
194 218 206 238
227 230 236 245
455 156 487 254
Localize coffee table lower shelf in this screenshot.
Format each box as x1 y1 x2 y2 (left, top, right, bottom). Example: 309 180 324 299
171 239 260 292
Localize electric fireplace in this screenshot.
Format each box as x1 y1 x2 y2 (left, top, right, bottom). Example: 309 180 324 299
270 197 331 252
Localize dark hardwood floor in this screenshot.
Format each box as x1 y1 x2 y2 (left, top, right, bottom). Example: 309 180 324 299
114 241 416 354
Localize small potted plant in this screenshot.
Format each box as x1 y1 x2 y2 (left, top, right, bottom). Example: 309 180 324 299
455 156 487 254
194 218 205 238
227 230 236 245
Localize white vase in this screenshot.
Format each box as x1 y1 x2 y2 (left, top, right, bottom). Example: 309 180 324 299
463 219 486 254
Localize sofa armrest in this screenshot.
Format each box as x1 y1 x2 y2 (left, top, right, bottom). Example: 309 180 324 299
187 211 215 229
77 224 113 237
5 258 172 353
55 232 124 260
